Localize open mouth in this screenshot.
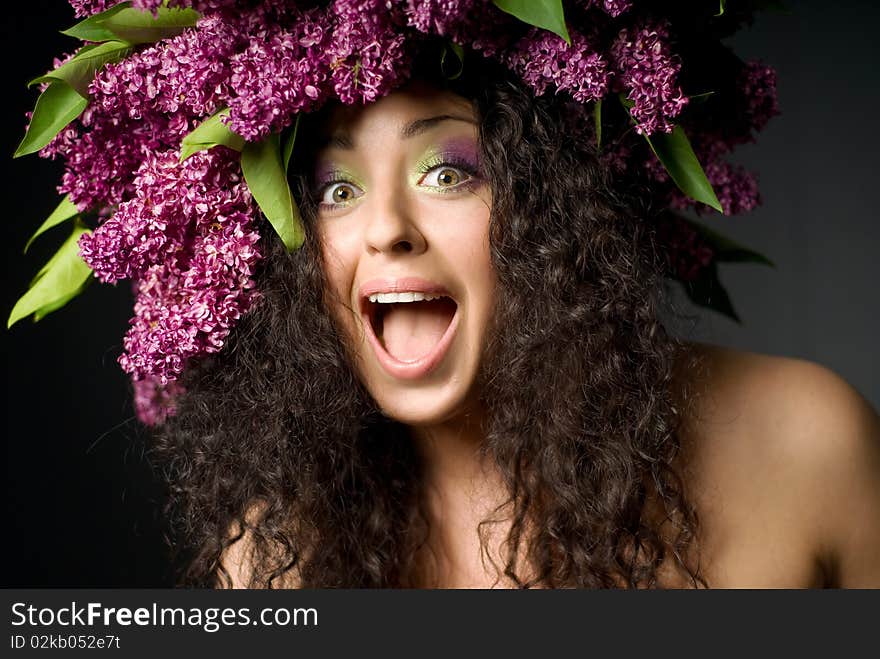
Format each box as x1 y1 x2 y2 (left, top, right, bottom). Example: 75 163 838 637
365 295 458 363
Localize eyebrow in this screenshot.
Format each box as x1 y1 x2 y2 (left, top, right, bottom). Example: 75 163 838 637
322 114 476 150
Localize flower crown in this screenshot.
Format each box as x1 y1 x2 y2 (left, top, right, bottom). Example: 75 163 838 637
10 0 780 425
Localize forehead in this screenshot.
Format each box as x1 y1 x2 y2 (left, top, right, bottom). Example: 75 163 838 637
318 83 477 150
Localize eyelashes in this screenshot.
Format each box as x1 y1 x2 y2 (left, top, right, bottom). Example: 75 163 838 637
314 156 482 212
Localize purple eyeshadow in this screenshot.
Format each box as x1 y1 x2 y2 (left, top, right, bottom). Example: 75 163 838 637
437 137 482 172
314 162 336 185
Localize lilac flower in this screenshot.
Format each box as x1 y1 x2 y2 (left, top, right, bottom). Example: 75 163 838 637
42 0 780 425
133 375 186 426
506 28 611 103
610 20 688 135
40 107 188 212
78 148 252 281
226 10 331 140
404 0 515 58
95 146 261 386
738 59 780 135
92 15 245 120
699 161 761 216
327 0 413 105
69 0 114 17
644 141 761 216
118 213 262 386
579 0 632 18
42 13 252 212
39 106 189 211
654 156 761 217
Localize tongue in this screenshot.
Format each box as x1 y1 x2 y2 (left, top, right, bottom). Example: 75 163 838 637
380 299 456 362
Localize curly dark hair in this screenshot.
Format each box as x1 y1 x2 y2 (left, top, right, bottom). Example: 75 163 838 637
151 41 710 588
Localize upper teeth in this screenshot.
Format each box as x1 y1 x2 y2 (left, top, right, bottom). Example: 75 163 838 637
368 292 445 303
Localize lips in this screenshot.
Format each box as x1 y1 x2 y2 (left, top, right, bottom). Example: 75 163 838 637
359 277 453 298
358 277 460 380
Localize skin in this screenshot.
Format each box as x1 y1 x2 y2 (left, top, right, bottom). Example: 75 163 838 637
314 82 495 431
220 86 880 588
670 343 880 588
311 82 510 582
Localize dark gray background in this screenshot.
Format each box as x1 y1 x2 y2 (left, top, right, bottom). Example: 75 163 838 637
666 2 879 409
3 1 878 586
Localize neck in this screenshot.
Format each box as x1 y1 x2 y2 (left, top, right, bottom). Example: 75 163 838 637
410 400 488 487
408 402 514 587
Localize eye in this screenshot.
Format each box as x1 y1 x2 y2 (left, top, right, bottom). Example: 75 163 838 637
319 181 363 209
418 163 474 190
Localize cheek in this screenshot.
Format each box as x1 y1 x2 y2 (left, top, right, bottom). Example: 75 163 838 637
319 228 358 320
447 207 495 295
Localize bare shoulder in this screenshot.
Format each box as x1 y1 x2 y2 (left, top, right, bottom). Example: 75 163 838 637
217 503 303 589
675 341 880 588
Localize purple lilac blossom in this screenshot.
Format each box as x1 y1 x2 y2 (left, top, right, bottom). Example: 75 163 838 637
642 141 761 216
505 28 610 103
328 0 413 105
45 0 779 424
119 216 262 387
404 0 515 58
670 160 761 216
78 148 253 282
738 59 780 135
225 9 331 140
92 15 244 120
41 13 251 212
41 108 189 211
133 376 187 426
610 20 688 135
69 0 113 17
77 146 261 424
579 0 632 18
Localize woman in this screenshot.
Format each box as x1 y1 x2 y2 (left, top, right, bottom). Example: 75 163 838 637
12 1 880 588
151 52 880 589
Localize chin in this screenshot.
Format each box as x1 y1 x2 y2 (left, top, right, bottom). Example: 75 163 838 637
369 380 478 428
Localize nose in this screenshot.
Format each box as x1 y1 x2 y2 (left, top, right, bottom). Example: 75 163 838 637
363 184 427 256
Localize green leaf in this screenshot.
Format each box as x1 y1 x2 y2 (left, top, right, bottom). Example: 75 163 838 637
618 94 721 211
440 41 465 80
681 216 776 267
282 114 301 174
61 1 133 42
33 278 93 322
8 220 93 329
716 0 726 17
14 82 88 158
593 99 602 149
179 108 244 161
100 6 200 45
30 40 132 97
24 195 80 254
492 0 570 45
241 133 304 252
645 126 723 213
678 262 741 324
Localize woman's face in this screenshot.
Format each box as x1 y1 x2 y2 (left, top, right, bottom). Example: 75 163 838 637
311 83 496 427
